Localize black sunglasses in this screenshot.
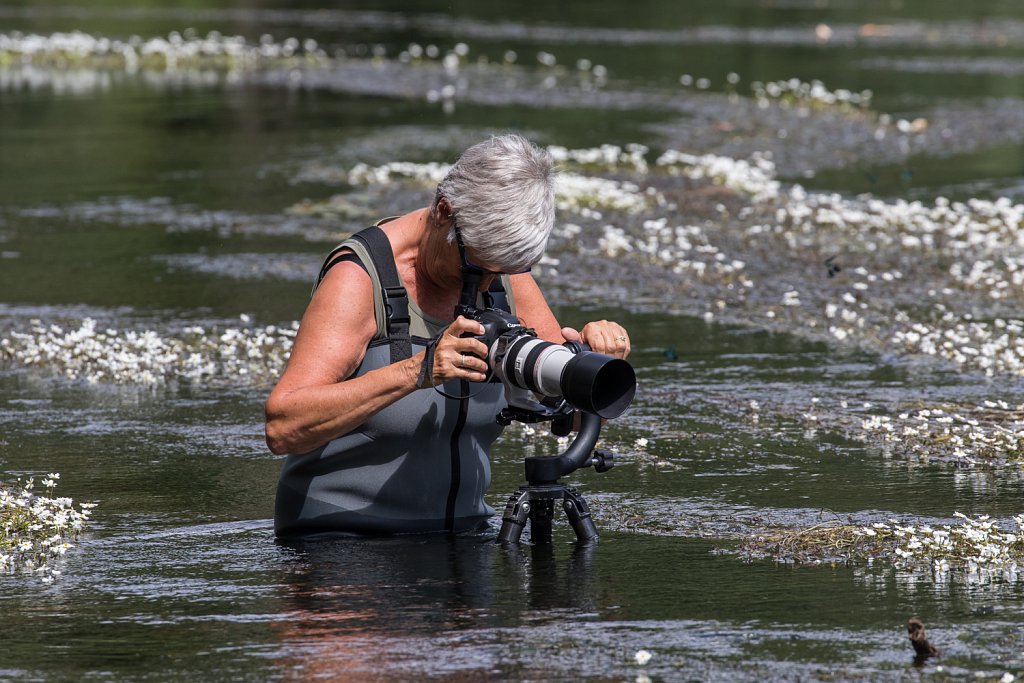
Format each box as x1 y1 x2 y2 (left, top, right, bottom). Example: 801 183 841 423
451 216 532 276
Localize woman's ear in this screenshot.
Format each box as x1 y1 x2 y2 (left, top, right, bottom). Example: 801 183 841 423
434 196 453 226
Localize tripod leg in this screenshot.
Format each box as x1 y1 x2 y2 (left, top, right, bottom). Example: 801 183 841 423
562 489 599 543
497 489 531 544
528 500 555 545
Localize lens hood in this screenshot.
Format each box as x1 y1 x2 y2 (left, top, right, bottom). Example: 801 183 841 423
561 352 636 419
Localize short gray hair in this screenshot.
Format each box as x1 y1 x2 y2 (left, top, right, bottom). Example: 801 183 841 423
435 134 555 273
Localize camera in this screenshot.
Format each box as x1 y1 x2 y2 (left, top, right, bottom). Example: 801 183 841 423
452 274 635 544
459 305 636 420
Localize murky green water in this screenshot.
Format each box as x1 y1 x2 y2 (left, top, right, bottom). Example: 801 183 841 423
3 1 1024 681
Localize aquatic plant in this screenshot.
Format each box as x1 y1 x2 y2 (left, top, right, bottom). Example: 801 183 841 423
9 144 1024 394
890 318 1024 377
654 150 779 201
0 474 94 583
554 174 651 214
345 161 450 187
0 316 297 386
860 403 1024 465
745 513 1024 581
599 218 749 282
341 157 654 215
546 143 649 173
0 30 328 71
750 78 873 112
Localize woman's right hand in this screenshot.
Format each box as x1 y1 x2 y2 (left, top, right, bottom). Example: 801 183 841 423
418 316 490 387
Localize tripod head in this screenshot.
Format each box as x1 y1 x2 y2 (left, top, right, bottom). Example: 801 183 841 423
498 404 615 484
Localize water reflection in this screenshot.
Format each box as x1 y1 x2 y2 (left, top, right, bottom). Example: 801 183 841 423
272 533 604 680
276 533 602 627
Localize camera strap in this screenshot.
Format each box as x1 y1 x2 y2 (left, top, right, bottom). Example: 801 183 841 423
349 226 413 364
482 281 510 311
413 329 494 398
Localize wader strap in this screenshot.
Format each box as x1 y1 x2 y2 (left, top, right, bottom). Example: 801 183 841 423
350 226 413 363
316 252 368 282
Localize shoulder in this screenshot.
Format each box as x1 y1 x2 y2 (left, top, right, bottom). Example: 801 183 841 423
308 257 376 336
277 259 377 387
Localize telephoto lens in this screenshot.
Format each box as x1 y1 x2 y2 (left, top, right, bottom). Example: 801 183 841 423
490 337 636 418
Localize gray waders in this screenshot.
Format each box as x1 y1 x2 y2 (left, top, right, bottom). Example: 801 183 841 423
274 225 515 537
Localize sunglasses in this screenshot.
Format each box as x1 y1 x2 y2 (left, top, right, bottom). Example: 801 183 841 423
451 217 532 276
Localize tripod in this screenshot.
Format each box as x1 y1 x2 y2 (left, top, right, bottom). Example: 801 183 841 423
496 411 614 544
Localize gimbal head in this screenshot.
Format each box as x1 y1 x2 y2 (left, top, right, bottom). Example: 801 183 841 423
496 408 616 545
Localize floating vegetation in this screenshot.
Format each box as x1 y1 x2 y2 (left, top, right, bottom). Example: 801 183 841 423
860 402 1024 466
655 150 780 200
5 138 1024 399
1 474 94 583
8 30 1024 183
7 7 1024 50
529 147 1024 381
547 143 649 173
597 219 749 282
16 196 345 242
0 316 297 386
335 156 656 215
749 78 872 111
891 318 1024 376
0 30 328 71
345 161 450 187
744 513 1024 581
861 56 1024 76
11 140 1022 392
152 253 320 283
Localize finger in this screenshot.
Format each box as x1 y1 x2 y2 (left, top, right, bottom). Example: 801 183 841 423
434 349 487 384
450 349 488 381
453 336 489 358
447 315 485 337
583 321 629 358
581 321 611 354
607 322 630 359
561 326 581 342
459 351 489 375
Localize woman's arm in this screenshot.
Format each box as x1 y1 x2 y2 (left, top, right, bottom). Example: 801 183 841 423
509 273 631 359
265 262 487 455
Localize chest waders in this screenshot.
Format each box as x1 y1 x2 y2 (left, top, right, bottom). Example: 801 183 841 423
274 225 515 537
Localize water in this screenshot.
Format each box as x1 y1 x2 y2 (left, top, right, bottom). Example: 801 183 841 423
3 1 1024 680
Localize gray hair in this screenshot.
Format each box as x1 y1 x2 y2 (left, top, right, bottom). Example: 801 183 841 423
435 134 555 273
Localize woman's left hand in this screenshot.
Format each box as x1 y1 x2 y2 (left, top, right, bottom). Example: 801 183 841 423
561 320 631 359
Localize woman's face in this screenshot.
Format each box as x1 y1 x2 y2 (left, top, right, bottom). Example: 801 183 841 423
427 200 504 292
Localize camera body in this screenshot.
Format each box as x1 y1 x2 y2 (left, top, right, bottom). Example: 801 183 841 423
459 305 531 351
457 303 636 420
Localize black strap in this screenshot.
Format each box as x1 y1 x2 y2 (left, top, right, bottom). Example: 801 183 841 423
482 277 511 313
317 252 368 280
349 226 413 364
416 334 440 388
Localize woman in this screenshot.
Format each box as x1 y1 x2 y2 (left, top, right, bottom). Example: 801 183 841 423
266 134 630 537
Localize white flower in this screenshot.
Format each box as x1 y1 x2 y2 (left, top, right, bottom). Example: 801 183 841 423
634 650 653 666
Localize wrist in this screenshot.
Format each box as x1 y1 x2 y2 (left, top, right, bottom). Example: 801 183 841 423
406 351 427 389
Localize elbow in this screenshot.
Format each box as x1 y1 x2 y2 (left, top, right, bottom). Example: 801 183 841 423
265 420 291 456
264 395 295 455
